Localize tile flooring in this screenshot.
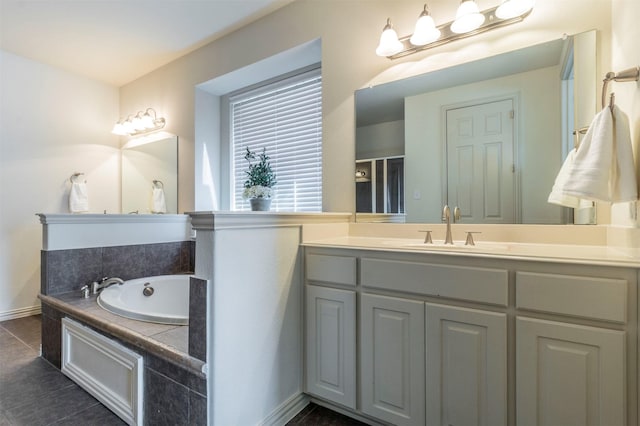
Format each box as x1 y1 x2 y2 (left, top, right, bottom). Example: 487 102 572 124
0 315 126 425
1 315 365 426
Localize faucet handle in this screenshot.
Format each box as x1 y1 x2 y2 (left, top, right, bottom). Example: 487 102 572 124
442 204 450 222
453 206 461 223
418 230 433 244
464 231 481 246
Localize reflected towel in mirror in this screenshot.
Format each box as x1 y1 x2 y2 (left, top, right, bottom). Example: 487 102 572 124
151 187 167 213
554 106 637 203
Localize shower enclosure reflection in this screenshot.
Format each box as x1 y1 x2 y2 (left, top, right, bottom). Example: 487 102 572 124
121 132 178 214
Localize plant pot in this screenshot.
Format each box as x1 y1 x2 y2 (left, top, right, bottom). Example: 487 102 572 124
250 198 272 211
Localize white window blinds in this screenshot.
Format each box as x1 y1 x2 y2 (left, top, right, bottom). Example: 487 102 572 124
231 69 322 212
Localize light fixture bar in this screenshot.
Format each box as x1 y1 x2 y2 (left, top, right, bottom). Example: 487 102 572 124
112 107 166 136
385 5 532 60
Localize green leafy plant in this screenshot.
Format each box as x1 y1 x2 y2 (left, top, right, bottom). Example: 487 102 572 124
242 147 277 199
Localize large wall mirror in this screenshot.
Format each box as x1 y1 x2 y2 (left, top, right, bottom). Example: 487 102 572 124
122 132 178 214
355 31 597 224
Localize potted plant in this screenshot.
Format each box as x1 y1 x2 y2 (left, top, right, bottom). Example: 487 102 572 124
242 146 277 211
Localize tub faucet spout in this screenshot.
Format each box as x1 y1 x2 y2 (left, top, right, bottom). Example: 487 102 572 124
91 277 124 294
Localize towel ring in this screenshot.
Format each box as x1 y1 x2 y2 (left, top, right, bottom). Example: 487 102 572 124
601 66 640 110
152 180 164 189
70 172 85 183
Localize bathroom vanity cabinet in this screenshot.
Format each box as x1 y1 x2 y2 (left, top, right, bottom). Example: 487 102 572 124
303 246 637 426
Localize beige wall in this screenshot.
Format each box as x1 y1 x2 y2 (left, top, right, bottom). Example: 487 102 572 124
610 0 640 226
356 120 404 160
119 0 613 214
0 50 119 318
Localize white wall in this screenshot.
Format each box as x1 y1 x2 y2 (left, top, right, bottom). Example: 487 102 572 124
119 0 612 215
356 120 404 160
405 66 563 223
610 0 640 227
0 50 119 319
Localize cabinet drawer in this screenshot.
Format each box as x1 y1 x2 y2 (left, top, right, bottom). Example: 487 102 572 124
306 254 357 286
516 272 627 323
361 258 508 306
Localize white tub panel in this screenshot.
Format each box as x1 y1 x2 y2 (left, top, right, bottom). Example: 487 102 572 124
61 318 143 426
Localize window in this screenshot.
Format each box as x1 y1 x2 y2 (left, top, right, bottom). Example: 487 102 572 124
231 68 322 211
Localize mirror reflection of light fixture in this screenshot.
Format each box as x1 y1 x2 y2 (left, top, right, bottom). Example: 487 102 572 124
451 0 485 34
376 18 404 57
376 1 533 59
112 108 166 136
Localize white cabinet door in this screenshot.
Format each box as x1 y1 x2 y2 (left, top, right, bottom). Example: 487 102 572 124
425 304 507 426
361 293 425 426
517 317 625 426
305 285 356 408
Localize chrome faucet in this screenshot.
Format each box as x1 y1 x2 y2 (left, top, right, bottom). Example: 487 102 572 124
442 205 454 245
91 277 124 294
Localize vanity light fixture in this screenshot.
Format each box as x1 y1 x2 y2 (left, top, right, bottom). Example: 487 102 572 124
376 1 533 59
376 19 404 57
112 108 166 136
451 0 485 34
410 4 441 46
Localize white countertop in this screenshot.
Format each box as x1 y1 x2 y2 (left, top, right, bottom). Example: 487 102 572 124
303 236 640 267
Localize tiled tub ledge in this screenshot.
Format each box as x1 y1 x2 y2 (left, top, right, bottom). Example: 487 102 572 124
38 292 206 377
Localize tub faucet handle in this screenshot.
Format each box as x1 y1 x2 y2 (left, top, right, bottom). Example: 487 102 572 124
80 285 90 299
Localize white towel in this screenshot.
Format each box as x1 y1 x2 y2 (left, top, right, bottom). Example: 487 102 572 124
69 182 89 213
559 106 637 203
611 107 638 202
548 149 583 208
151 187 167 214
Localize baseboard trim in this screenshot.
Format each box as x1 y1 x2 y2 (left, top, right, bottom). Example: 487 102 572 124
260 392 310 426
0 305 41 322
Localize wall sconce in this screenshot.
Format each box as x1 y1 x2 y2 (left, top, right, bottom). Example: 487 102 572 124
376 0 534 59
112 108 166 136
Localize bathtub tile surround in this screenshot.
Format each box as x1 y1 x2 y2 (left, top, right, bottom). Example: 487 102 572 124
35 214 210 425
145 368 190 424
189 276 208 362
42 241 194 295
39 294 207 425
40 247 103 295
41 302 64 368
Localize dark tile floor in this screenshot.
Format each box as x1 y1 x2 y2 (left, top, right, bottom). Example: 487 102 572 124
0 315 366 426
287 403 368 425
0 315 125 426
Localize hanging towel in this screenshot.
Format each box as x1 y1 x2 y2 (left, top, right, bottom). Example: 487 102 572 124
69 181 89 213
548 149 583 208
611 106 638 202
558 106 637 203
151 187 167 214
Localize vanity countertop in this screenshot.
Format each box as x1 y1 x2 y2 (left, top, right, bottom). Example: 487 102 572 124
303 236 640 267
